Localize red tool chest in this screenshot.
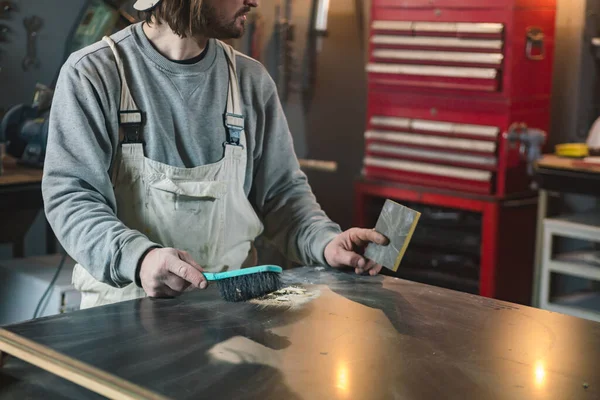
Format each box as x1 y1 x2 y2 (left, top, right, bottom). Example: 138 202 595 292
362 0 556 196
356 0 556 304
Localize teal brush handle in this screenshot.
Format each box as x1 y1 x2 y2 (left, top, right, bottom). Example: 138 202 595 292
203 265 282 281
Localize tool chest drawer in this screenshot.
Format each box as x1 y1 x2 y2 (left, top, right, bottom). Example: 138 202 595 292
368 19 504 93
363 117 499 194
362 92 515 195
398 250 480 294
367 5 556 99
362 64 552 196
411 225 480 256
363 197 482 294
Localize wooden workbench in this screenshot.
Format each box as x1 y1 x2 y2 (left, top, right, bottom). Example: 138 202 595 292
0 156 54 257
537 154 600 174
0 156 44 186
1 267 599 399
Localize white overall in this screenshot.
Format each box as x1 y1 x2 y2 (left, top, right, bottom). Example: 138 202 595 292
72 37 264 309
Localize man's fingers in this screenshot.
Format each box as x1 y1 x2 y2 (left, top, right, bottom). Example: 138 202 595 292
177 250 204 272
335 249 367 269
167 260 206 289
357 260 382 276
369 264 383 276
163 274 192 293
147 285 179 298
352 228 389 246
363 259 378 271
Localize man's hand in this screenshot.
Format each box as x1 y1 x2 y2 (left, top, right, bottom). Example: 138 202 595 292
139 248 207 297
324 228 389 276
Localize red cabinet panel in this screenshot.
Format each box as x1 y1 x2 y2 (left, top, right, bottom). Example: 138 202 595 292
372 0 555 9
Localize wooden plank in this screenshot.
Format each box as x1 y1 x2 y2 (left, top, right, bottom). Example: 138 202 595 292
0 328 170 400
298 158 338 172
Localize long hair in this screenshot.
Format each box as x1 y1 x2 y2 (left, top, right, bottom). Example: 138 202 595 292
139 0 204 38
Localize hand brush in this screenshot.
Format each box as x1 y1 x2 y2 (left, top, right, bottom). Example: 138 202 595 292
204 265 283 302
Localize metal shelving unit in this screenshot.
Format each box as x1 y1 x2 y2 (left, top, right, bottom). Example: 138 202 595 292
540 212 600 322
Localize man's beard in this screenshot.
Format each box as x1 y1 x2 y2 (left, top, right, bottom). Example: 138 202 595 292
194 2 250 39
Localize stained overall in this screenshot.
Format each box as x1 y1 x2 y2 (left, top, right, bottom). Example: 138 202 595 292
72 37 264 309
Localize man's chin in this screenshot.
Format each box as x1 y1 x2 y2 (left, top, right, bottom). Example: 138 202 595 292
231 23 245 38
198 23 245 40
220 28 245 40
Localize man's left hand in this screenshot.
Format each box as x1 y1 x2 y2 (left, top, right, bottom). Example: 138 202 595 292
324 228 389 276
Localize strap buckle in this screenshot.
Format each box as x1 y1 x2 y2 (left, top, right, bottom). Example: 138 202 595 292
224 112 244 147
119 110 144 144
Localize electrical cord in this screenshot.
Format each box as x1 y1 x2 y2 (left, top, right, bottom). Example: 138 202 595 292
33 251 68 319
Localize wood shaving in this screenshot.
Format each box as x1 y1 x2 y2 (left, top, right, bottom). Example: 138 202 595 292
249 285 319 308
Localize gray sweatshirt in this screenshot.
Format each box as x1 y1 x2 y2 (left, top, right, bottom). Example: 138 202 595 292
42 22 341 288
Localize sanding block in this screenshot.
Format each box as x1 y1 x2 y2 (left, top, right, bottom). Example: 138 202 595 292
364 199 420 272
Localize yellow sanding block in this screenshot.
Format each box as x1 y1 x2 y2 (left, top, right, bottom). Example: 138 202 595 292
364 199 420 272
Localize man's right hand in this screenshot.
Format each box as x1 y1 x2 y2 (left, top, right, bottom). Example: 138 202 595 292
139 248 207 297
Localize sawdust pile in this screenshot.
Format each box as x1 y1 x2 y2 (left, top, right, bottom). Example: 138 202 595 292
249 285 319 308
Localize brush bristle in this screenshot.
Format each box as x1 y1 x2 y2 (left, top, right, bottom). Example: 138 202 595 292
216 271 283 302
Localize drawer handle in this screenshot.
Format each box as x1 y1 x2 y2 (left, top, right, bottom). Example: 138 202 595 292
526 27 545 61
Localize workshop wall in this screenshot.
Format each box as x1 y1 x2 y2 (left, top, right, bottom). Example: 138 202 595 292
550 0 600 146
235 0 370 232
0 0 87 114
303 0 368 231
548 0 600 293
0 0 86 259
550 0 599 226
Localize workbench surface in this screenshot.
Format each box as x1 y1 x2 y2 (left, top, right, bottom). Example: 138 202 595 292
1 267 599 399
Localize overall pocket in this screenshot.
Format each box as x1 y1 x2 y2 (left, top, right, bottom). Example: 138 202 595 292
144 177 228 267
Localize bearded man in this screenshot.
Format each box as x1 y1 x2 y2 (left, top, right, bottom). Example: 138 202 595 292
42 0 387 309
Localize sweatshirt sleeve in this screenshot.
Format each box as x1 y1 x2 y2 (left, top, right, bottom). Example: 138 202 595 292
42 61 160 288
249 79 342 266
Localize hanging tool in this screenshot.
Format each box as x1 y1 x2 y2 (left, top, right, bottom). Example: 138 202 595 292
0 24 8 42
354 0 365 51
274 1 294 104
504 123 547 177
0 1 15 19
312 0 329 52
66 0 119 56
22 16 43 71
304 0 330 113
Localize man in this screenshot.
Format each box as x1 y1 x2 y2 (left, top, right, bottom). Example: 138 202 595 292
42 0 388 309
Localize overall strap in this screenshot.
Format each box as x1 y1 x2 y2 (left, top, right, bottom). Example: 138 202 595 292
219 41 245 147
103 36 144 144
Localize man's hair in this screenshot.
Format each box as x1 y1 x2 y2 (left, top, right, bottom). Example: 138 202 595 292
139 0 203 37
